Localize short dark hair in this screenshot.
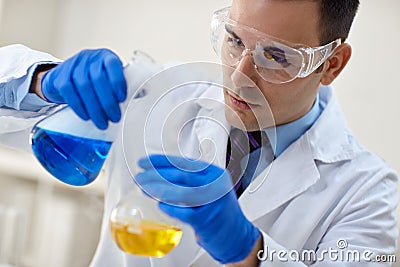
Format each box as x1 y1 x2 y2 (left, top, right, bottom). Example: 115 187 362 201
318 0 360 44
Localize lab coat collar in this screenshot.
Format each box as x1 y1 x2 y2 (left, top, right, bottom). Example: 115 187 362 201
238 129 320 221
239 86 359 221
307 85 362 163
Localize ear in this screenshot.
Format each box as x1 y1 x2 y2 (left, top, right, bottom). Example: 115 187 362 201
320 43 352 85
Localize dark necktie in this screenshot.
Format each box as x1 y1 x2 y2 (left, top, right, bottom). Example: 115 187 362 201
226 129 262 197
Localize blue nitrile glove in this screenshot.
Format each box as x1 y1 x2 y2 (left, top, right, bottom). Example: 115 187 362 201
41 48 127 129
136 154 261 264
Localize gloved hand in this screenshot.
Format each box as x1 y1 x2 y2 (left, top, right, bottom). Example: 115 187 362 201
136 154 261 264
41 48 127 129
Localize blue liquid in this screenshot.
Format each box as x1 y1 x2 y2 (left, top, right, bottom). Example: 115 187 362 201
31 127 112 186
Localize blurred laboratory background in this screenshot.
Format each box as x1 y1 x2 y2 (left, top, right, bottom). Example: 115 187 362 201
0 0 399 266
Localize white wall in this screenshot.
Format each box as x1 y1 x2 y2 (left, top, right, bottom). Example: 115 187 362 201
51 0 231 62
0 0 399 266
0 0 3 23
334 0 400 173
0 0 59 54
0 0 229 61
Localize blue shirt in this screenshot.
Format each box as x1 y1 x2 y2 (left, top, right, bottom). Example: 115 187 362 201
266 92 323 157
0 63 53 111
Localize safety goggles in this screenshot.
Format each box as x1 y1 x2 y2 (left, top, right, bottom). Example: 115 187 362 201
210 7 342 84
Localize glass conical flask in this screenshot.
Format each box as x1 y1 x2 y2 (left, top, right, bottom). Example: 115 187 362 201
110 191 182 258
108 62 228 259
30 107 117 186
30 51 161 186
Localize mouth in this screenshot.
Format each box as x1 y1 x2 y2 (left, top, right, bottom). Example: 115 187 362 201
226 91 255 111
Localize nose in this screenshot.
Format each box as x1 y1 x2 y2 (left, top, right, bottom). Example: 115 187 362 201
230 49 257 88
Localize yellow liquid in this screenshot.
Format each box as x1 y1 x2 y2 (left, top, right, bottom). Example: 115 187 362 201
110 219 183 257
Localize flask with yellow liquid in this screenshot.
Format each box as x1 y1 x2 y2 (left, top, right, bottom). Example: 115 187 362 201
110 61 231 263
109 191 182 258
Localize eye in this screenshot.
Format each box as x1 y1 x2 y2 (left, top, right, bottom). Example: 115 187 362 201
227 36 244 48
263 47 289 66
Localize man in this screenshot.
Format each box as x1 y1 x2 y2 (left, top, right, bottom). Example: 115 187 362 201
0 0 397 266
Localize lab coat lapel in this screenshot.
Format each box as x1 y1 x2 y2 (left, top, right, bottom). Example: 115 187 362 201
189 125 321 267
238 86 345 222
187 142 320 266
239 131 320 222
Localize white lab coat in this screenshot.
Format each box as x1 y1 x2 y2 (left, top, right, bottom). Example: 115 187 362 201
0 44 397 267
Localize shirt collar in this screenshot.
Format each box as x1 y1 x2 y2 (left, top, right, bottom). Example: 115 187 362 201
265 91 323 157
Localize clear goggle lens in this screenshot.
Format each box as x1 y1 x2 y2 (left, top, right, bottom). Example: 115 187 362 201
211 7 341 84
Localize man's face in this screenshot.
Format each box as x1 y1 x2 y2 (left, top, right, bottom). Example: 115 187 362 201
223 0 325 131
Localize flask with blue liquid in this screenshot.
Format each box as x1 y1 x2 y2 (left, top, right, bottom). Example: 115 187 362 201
30 51 157 186
30 106 116 186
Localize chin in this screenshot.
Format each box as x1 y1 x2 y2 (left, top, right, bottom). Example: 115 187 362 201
223 103 276 132
223 105 262 131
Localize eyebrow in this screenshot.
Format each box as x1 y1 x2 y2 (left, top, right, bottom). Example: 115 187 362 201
225 25 241 40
